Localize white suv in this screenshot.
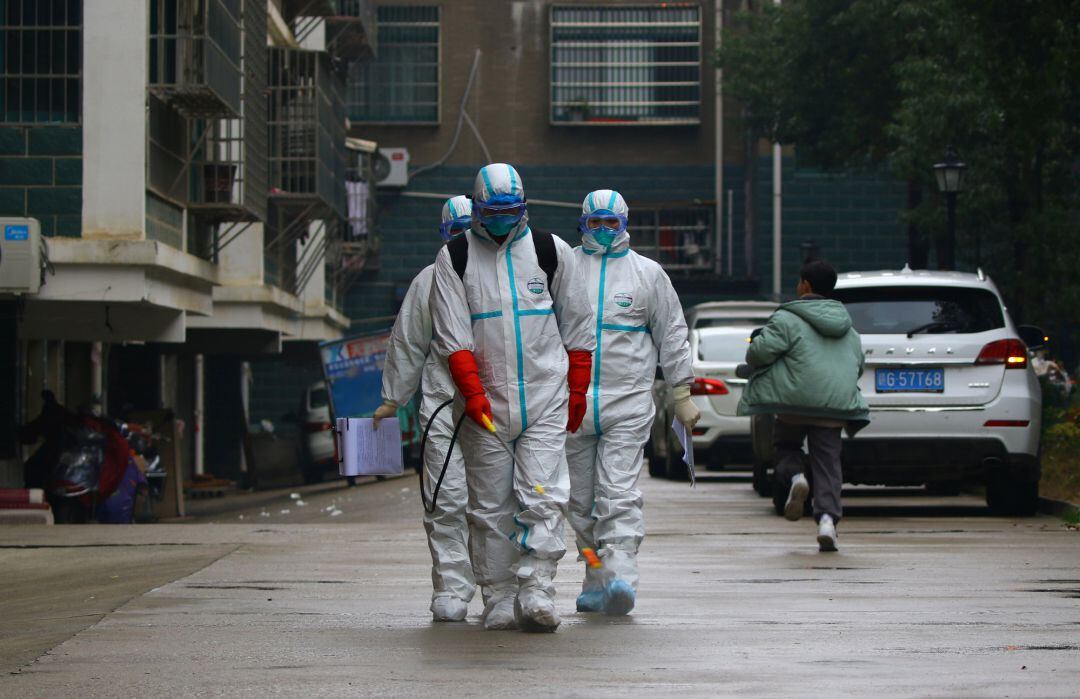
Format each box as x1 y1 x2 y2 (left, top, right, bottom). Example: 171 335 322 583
754 268 1043 515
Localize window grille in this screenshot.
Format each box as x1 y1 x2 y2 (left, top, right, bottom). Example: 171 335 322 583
0 0 82 124
187 0 268 221
629 205 714 271
550 4 701 125
148 0 243 118
347 5 438 124
268 47 346 219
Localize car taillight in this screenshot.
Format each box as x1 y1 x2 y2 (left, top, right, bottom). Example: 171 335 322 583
304 422 332 433
975 339 1028 369
690 377 729 396
984 420 1030 427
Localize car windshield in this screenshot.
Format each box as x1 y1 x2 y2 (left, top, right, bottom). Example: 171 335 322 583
310 387 329 408
697 331 754 361
833 286 1005 335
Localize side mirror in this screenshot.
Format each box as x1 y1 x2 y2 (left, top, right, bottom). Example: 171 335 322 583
1017 325 1048 351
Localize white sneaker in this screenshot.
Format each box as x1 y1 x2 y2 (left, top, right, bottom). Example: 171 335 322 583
817 514 838 552
784 474 810 521
431 596 468 622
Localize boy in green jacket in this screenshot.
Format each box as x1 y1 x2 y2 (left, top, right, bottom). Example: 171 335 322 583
738 260 869 551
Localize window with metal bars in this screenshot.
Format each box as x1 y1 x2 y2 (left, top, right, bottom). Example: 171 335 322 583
347 5 438 124
629 206 714 271
0 0 82 124
550 4 701 125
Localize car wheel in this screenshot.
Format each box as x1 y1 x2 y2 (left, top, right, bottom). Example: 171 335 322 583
752 460 772 497
986 476 1039 516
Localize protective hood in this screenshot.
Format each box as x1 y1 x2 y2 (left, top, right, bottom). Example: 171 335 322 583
473 163 528 244
779 298 853 338
580 189 630 255
439 195 473 241
441 195 472 224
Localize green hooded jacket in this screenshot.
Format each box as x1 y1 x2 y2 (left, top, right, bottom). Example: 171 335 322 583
737 298 870 423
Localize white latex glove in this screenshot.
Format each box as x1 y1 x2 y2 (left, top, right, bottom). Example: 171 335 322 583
672 384 701 429
372 401 397 429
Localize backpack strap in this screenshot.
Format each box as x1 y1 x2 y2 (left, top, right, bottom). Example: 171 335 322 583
447 233 469 280
530 229 558 290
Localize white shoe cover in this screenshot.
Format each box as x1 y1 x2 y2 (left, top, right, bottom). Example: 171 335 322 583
431 596 468 622
515 587 561 633
482 594 518 631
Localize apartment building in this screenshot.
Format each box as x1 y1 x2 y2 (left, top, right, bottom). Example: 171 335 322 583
343 0 908 332
0 0 377 486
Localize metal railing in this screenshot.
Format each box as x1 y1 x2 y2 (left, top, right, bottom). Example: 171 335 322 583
187 0 268 221
148 0 243 118
293 0 376 62
550 4 701 125
347 5 438 123
0 0 82 124
629 205 714 272
267 47 346 218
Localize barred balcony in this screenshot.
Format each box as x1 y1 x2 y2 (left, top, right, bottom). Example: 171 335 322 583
186 0 269 221
267 48 347 220
148 0 243 118
294 0 377 62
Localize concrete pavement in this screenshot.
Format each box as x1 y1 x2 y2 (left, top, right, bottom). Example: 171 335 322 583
2 474 1079 697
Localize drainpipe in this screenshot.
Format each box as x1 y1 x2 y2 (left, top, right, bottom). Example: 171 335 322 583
715 0 724 276
91 341 103 409
771 0 783 299
194 353 205 476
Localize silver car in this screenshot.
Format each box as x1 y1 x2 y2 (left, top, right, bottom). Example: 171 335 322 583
649 302 777 479
752 268 1044 515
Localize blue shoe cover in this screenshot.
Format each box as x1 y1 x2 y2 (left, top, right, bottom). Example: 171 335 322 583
603 579 635 616
576 589 604 613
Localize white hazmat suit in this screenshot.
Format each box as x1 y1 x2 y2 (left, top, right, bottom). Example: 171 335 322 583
566 189 696 616
378 196 475 622
431 164 595 631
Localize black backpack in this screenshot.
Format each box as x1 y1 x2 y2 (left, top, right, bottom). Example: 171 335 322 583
447 229 558 290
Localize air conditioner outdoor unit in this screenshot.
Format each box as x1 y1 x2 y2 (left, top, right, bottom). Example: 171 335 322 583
0 218 42 295
373 147 410 187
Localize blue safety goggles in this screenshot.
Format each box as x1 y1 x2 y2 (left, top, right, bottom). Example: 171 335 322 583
578 212 628 235
474 194 527 220
439 216 471 241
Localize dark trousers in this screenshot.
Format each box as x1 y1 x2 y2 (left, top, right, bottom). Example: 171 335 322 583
773 420 843 523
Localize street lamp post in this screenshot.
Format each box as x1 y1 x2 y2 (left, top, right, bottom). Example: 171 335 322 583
933 146 967 270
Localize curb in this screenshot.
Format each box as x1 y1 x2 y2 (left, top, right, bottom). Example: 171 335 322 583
164 471 415 521
1038 496 1080 519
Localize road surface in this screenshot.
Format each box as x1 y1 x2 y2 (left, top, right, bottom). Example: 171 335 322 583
2 473 1078 696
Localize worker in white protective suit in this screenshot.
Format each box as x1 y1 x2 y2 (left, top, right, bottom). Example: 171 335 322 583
431 164 595 632
566 189 699 616
373 196 475 622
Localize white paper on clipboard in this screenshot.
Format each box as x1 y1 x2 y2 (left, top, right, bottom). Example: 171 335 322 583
671 417 696 487
336 417 404 476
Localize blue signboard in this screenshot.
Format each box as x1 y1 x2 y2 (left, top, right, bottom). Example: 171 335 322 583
319 331 391 419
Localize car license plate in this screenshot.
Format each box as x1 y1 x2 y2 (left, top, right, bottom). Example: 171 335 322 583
875 368 944 393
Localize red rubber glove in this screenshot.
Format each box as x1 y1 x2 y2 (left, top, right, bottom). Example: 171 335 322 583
566 350 592 432
448 350 493 428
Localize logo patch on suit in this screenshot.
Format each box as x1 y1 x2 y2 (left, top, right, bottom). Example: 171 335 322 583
527 277 545 294
614 292 633 308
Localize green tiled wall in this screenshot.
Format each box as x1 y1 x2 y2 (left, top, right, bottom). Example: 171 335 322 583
0 126 83 237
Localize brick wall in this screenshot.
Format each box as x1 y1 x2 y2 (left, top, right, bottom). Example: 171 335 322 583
0 126 82 237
